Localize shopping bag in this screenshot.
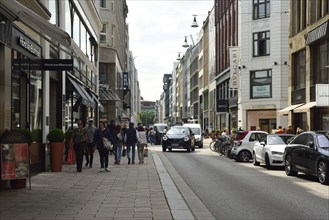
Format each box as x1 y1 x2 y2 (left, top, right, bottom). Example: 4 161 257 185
67 147 74 164
122 147 127 157
143 147 148 157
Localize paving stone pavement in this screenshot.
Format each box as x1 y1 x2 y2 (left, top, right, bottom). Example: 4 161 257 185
0 145 215 220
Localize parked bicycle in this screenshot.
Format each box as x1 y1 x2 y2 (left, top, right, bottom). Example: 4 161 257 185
209 136 232 157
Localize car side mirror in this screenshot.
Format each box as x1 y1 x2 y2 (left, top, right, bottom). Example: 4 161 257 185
260 141 266 146
191 132 195 136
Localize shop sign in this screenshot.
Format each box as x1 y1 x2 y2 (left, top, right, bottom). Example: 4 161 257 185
217 99 228 112
42 59 73 71
123 72 129 89
316 84 329 106
1 144 29 180
229 47 240 89
12 26 42 59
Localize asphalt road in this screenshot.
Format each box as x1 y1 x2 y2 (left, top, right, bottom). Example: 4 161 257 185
159 145 329 220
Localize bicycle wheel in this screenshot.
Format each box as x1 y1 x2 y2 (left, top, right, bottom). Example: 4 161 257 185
209 141 217 151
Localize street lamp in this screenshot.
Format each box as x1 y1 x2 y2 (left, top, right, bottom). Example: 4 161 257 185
176 52 182 61
191 15 198 28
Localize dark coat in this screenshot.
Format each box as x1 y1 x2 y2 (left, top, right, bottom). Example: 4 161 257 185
125 127 138 145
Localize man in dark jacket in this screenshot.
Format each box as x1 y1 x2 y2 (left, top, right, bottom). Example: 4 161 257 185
124 122 138 164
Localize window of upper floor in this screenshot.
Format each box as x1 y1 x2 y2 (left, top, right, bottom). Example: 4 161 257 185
253 31 270 57
253 0 270 20
250 69 272 99
311 39 329 86
100 24 107 44
292 49 306 90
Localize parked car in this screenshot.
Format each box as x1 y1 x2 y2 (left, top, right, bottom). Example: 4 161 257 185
162 126 195 152
283 131 329 185
182 123 203 148
253 134 295 169
230 130 268 162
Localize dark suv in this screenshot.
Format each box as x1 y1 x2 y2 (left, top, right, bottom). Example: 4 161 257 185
283 131 329 185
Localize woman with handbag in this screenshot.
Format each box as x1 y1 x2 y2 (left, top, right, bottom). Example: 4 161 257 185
93 121 113 172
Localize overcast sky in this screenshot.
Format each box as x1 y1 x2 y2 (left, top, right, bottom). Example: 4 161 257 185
126 0 214 101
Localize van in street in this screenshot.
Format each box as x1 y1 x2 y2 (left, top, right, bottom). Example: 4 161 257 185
183 123 203 148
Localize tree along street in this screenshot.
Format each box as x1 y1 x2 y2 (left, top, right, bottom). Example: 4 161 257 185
159 144 329 219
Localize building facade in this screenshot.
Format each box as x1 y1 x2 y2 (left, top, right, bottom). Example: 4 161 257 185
0 0 102 171
238 0 289 132
288 0 329 131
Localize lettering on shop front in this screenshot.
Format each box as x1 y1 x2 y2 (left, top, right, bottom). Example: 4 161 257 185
18 36 40 57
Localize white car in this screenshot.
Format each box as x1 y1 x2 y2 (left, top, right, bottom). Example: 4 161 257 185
253 134 295 169
182 123 203 148
230 130 268 162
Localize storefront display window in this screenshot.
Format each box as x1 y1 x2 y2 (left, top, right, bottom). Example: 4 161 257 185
11 51 42 130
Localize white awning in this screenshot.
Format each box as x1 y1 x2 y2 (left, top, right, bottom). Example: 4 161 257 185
277 104 304 115
294 102 317 113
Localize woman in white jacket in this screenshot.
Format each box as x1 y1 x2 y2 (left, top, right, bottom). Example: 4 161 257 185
136 124 147 164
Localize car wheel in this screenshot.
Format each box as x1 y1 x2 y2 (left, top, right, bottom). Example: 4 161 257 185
238 150 251 162
162 145 166 152
317 161 329 185
265 154 272 170
199 144 203 148
253 153 260 166
284 156 297 176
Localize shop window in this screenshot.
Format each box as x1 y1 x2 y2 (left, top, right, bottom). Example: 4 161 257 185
253 0 270 20
250 70 272 99
253 31 270 57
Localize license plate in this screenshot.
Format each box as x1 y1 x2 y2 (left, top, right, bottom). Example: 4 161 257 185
171 143 179 147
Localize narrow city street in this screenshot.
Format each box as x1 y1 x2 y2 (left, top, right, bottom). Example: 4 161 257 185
158 140 329 220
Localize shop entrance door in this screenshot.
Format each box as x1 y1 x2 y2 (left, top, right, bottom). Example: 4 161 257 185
259 119 276 133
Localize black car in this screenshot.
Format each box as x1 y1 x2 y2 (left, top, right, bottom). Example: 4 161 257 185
162 126 195 152
283 131 329 185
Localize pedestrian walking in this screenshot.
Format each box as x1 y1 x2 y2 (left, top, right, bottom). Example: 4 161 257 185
148 127 155 145
93 121 114 172
73 120 86 172
84 119 96 168
136 124 147 164
114 124 124 165
124 122 138 164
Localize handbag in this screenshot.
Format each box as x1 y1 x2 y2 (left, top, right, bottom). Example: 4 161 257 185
122 147 127 157
143 147 148 157
103 138 113 151
117 132 123 142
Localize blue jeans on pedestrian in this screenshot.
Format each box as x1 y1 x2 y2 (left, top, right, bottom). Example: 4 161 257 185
126 144 136 163
116 143 122 163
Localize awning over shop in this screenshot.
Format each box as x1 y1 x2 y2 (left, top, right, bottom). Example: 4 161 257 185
99 89 122 101
277 104 304 115
293 102 317 113
67 76 95 108
86 89 104 112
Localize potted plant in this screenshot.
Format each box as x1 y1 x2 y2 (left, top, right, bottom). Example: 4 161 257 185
64 130 75 164
47 129 65 172
30 129 43 170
